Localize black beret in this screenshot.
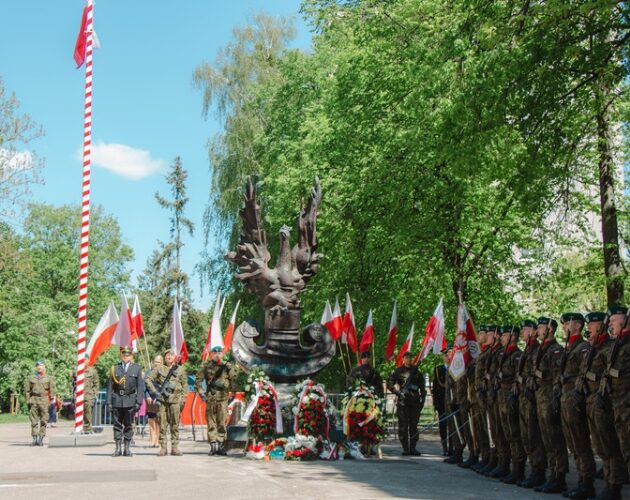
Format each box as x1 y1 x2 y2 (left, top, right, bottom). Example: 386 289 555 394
478 324 488 332
537 317 558 329
607 305 628 316
500 325 520 336
487 325 499 333
585 312 606 323
360 351 370 359
402 351 412 357
520 319 536 328
560 312 585 324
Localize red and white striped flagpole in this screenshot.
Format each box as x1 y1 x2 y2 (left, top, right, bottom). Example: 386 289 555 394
75 0 94 434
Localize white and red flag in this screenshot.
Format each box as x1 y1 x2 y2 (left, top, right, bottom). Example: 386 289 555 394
130 294 144 352
73 2 100 68
86 302 119 365
322 300 339 341
448 302 478 380
359 310 374 354
332 298 344 341
202 294 222 359
385 301 398 361
111 294 134 348
342 293 358 352
170 298 188 363
223 300 241 353
416 298 445 363
396 323 415 367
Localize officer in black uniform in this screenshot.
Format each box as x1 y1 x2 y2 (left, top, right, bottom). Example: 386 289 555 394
387 351 427 456
346 351 384 397
431 348 449 455
106 346 144 457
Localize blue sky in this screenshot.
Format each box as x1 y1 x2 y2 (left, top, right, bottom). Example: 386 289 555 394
0 0 312 311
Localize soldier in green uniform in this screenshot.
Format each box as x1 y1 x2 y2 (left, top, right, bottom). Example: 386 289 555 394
574 311 626 500
556 313 596 499
533 317 569 494
471 326 493 473
496 325 526 484
146 349 188 456
24 360 55 446
347 351 384 397
83 355 100 433
515 319 547 488
455 350 477 468
195 346 238 456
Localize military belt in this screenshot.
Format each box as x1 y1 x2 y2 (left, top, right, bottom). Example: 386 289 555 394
609 368 622 378
610 377 630 387
118 390 136 396
534 369 543 379
562 382 575 391
585 371 599 382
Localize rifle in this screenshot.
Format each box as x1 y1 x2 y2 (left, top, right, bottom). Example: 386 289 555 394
573 314 610 405
596 308 630 410
484 328 500 403
398 359 423 402
153 363 178 405
207 363 228 396
531 321 550 392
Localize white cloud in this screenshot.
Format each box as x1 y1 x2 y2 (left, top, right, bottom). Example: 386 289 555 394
81 141 165 180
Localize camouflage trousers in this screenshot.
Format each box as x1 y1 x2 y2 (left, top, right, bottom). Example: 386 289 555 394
536 388 568 475
498 388 525 464
206 398 228 443
488 394 509 462
610 378 630 480
159 402 182 448
518 393 546 470
29 402 48 437
84 399 96 431
560 389 595 480
470 399 490 459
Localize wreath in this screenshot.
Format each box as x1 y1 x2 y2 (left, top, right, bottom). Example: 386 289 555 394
341 382 385 456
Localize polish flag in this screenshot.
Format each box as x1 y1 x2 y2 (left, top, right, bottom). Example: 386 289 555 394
73 2 100 68
86 302 119 365
449 302 478 380
332 298 344 341
223 300 241 353
385 302 398 361
202 294 222 360
396 323 415 367
111 294 134 348
321 300 339 340
342 293 358 352
416 298 445 363
131 295 144 338
170 298 188 364
359 310 374 354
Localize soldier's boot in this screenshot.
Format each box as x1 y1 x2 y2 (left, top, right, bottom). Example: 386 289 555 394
112 440 122 457
594 483 622 500
540 472 567 494
401 438 410 456
38 436 45 446
157 446 168 457
216 442 227 456
476 449 495 474
31 436 38 447
444 451 463 464
171 447 183 456
564 477 595 499
481 453 498 476
459 452 479 469
208 442 217 456
502 461 526 484
123 439 133 457
472 450 489 473
521 468 546 489
442 441 449 456
489 459 510 479
409 439 421 456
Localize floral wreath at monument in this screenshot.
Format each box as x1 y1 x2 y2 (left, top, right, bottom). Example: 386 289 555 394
341 381 385 457
242 368 283 454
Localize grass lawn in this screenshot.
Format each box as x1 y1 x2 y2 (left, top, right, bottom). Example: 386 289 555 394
0 413 30 424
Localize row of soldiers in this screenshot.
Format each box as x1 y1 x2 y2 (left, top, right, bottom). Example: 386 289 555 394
440 307 629 500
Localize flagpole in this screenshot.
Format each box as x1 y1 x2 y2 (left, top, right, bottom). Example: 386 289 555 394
336 340 348 375
74 0 94 435
142 334 151 368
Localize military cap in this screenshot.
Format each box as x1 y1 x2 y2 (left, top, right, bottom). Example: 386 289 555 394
163 348 173 356
537 316 558 329
402 351 412 358
500 325 520 335
360 350 370 359
520 319 536 328
607 305 628 316
211 346 223 353
585 312 606 323
35 360 45 366
486 325 499 334
560 312 585 324
119 346 133 355
478 324 488 332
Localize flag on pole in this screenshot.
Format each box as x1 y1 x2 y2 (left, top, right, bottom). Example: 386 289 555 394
73 3 100 68
332 298 343 341
131 295 144 338
396 323 415 367
86 302 119 365
202 294 222 359
111 294 134 348
170 298 188 363
321 300 339 340
359 310 374 353
342 293 358 352
448 302 478 380
223 300 241 353
416 298 445 363
385 302 398 361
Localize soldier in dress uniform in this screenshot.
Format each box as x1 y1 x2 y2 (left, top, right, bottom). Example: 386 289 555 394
496 325 526 484
146 348 188 456
387 351 427 456
556 313 596 499
515 319 547 489
471 326 493 473
346 351 384 397
533 317 569 494
431 348 449 456
454 347 477 468
106 346 144 457
83 354 100 433
195 346 238 456
24 360 55 446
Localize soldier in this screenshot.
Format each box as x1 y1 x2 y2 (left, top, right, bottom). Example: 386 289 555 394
431 349 449 456
83 355 100 433
455 346 477 469
195 346 238 456
514 319 547 488
555 313 596 499
106 346 144 457
471 326 493 473
597 305 630 499
575 311 626 500
496 325 526 484
387 351 427 456
24 360 55 446
346 351 384 397
533 317 569 494
146 349 188 456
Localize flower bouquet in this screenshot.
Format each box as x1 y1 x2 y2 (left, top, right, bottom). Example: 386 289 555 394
291 379 331 441
284 434 318 461
242 368 283 455
341 382 385 457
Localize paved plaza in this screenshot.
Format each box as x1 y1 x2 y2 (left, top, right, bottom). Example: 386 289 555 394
1 421 626 499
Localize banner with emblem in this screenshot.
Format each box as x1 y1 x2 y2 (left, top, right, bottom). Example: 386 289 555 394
449 302 479 380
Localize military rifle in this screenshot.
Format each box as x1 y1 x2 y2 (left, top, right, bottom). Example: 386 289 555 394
550 324 572 420
573 314 609 406
531 321 550 392
596 308 630 410
153 363 178 405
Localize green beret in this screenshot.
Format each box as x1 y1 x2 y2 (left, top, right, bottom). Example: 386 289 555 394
537 317 558 329
478 324 488 332
211 346 223 353
607 305 628 316
520 319 536 328
487 325 499 333
585 312 606 323
119 346 132 355
500 325 520 336
560 312 585 324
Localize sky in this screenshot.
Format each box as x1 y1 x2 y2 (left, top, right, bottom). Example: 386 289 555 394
0 0 312 311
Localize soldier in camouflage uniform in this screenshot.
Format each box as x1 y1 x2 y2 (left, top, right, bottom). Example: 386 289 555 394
574 311 626 500
496 325 526 484
533 317 569 494
24 360 55 446
195 346 238 456
514 319 547 489
458 345 479 469
146 349 188 456
444 365 465 464
556 313 596 499
471 326 493 473
83 355 100 433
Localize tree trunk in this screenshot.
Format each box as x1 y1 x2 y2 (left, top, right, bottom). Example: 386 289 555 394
596 80 624 306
